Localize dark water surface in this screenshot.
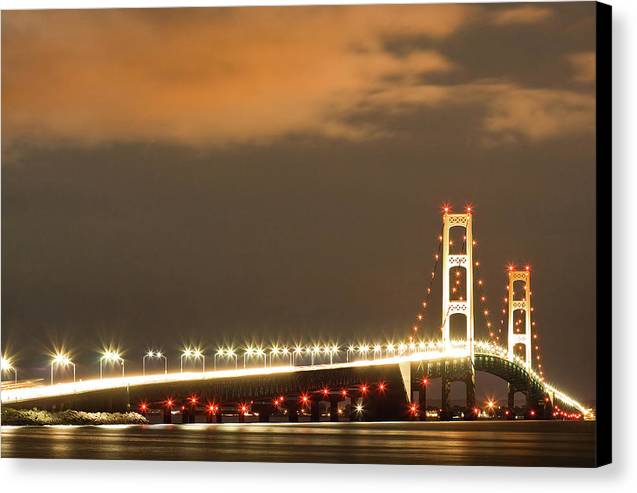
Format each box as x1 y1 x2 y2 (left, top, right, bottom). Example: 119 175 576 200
1 420 595 467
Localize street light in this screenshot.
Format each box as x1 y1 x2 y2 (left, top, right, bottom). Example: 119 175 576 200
310 345 321 366
243 346 255 368
269 345 280 367
358 344 370 359
255 347 266 368
281 346 292 365
1 356 17 384
180 347 193 373
226 347 238 369
181 347 204 372
329 344 339 365
51 352 75 385
214 347 225 370
292 345 304 366
347 345 356 362
373 344 382 360
100 350 124 379
143 350 167 375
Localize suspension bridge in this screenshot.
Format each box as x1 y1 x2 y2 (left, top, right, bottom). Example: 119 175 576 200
0 208 592 422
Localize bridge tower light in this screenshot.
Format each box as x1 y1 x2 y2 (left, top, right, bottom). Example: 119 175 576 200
441 209 475 358
507 268 533 368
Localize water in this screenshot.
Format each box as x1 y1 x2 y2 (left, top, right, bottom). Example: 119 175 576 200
1 421 595 467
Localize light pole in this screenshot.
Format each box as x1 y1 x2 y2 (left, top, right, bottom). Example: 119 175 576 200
1 357 17 384
143 350 167 375
386 343 395 357
51 353 75 385
292 346 303 366
214 348 225 370
329 344 339 365
243 346 255 368
180 348 193 373
358 344 370 360
310 345 321 366
226 348 238 369
373 344 382 360
347 345 356 362
281 347 292 365
269 346 280 367
100 350 124 379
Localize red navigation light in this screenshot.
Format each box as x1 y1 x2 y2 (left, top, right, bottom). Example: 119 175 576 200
442 203 451 214
421 378 428 386
189 395 198 405
465 204 473 213
360 385 368 394
473 407 479 414
322 388 330 396
301 394 309 403
378 382 386 392
239 404 248 414
166 399 173 408
529 410 536 417
207 404 215 413
140 402 148 411
409 404 418 415
525 265 531 271
508 264 515 272
504 410 510 415
341 389 347 397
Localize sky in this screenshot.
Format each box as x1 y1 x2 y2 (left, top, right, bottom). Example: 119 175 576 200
1 3 597 402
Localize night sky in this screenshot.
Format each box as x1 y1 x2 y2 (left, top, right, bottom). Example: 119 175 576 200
1 3 597 403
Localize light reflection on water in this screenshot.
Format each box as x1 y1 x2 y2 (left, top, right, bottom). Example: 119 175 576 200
1 421 595 467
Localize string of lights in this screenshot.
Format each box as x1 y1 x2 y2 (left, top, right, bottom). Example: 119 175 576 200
410 223 443 339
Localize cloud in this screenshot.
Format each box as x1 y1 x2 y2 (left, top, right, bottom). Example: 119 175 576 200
566 51 596 83
1 6 467 148
491 5 553 25
480 85 595 142
1 5 593 151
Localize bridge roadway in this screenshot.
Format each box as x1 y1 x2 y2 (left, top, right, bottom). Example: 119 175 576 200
0 342 590 420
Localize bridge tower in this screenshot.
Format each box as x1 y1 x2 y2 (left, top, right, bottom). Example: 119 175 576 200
507 268 533 367
440 208 476 419
441 210 475 354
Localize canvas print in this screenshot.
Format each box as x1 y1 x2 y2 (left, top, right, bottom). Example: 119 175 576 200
1 2 610 467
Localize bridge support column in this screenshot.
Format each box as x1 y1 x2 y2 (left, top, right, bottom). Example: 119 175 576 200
181 407 189 424
464 372 476 420
206 411 214 423
163 407 172 424
349 392 360 422
310 395 321 422
215 410 223 423
287 399 299 422
329 396 339 422
440 365 451 421
419 383 427 421
253 403 274 422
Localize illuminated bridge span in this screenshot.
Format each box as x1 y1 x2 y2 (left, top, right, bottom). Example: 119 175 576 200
0 208 592 422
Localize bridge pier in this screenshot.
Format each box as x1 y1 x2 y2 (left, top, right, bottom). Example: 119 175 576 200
418 382 427 421
349 392 360 421
253 403 274 422
464 373 476 420
329 395 340 422
440 368 451 421
310 395 321 422
215 409 223 423
287 398 299 422
163 407 172 424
